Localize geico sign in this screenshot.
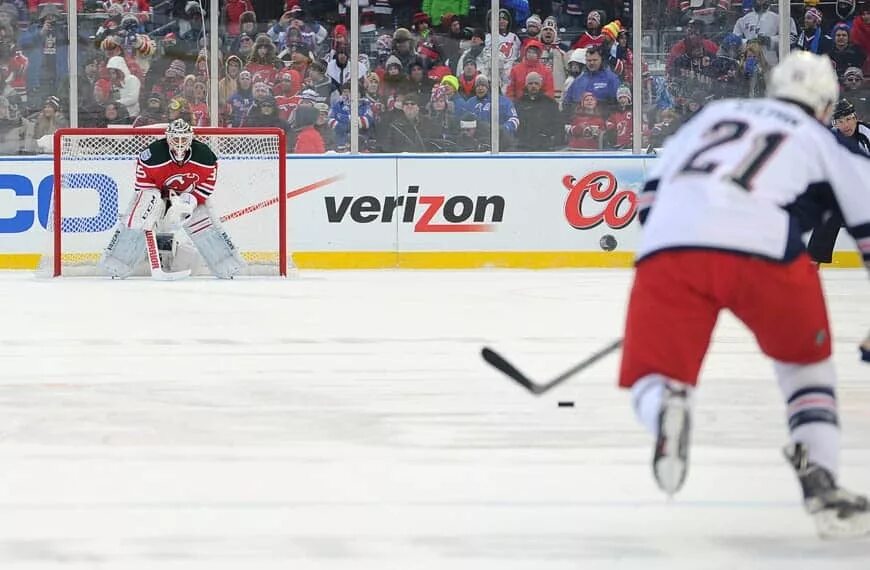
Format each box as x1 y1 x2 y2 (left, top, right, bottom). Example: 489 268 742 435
563 170 637 230
0 173 118 233
325 185 504 232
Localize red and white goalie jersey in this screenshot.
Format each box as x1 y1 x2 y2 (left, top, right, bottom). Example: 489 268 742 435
638 98 870 264
135 138 218 205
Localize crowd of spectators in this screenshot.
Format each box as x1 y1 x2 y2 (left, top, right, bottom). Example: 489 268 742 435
0 0 869 153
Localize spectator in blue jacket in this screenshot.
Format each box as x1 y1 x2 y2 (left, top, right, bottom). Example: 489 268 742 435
458 74 519 144
19 5 68 113
328 81 374 151
562 45 620 111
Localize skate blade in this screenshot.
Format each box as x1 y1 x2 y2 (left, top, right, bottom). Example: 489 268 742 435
654 399 689 496
814 510 870 540
655 456 687 496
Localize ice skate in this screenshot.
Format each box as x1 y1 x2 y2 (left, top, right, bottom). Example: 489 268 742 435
785 443 870 539
653 382 691 496
860 332 870 362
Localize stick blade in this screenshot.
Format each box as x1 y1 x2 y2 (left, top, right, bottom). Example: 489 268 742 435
481 347 543 394
151 268 191 281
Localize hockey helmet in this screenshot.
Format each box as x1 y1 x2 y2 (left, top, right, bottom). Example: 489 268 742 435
768 51 839 122
833 98 857 120
165 118 194 163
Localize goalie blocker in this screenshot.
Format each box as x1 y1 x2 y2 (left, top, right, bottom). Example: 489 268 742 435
99 119 245 279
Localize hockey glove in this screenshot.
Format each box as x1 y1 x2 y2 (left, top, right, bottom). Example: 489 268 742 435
164 192 197 231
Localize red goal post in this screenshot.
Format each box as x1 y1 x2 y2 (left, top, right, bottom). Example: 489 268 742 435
44 127 290 277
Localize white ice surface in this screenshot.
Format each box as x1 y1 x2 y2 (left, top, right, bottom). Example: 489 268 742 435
0 269 868 570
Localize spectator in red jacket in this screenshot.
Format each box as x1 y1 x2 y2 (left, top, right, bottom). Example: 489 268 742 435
292 105 325 153
851 2 870 75
224 0 254 37
666 20 719 70
571 11 607 50
567 92 606 150
506 39 555 100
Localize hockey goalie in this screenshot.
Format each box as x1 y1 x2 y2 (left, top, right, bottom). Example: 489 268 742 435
99 119 246 280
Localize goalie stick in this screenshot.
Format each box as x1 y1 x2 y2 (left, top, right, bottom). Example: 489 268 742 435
481 338 623 395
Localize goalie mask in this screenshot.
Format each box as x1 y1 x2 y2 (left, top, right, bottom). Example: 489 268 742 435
166 119 194 163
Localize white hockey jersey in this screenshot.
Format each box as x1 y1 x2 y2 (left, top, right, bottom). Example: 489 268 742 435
638 98 870 264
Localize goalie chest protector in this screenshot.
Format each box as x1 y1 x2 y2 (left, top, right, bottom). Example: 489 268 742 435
135 139 218 203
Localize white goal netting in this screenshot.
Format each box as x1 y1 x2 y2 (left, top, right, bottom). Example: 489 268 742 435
40 127 291 277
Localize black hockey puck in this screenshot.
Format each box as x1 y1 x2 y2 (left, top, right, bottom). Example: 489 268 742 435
557 401 575 407
599 234 617 251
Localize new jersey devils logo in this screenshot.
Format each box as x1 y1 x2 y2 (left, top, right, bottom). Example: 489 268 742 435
164 173 200 193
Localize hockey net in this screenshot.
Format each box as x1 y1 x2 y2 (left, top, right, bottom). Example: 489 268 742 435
40 127 291 277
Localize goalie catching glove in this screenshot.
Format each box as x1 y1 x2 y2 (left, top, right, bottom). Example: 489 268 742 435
164 191 197 230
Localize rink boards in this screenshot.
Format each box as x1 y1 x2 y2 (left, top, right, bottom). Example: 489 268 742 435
0 154 861 269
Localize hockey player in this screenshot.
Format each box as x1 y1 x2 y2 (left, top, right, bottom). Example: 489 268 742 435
620 51 870 539
807 99 870 266
99 119 246 280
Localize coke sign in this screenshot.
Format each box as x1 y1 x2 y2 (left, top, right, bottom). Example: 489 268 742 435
563 170 637 230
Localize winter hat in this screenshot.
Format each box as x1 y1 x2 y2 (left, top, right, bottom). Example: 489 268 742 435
393 28 413 42
238 70 253 81
587 11 602 27
832 21 851 35
44 96 61 110
569 48 587 65
440 74 460 92
498 8 511 21
168 59 187 77
525 40 543 54
460 113 478 128
376 34 393 53
475 73 490 86
805 7 823 24
603 20 623 41
413 12 430 25
525 71 543 85
385 55 403 70
417 41 440 61
430 85 448 102
582 91 597 104
225 54 242 69
616 85 632 103
403 93 420 106
543 16 558 30
38 4 59 19
526 14 542 29
136 34 156 56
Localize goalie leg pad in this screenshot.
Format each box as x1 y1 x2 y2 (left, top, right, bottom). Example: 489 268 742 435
183 205 246 279
99 223 146 278
126 189 165 230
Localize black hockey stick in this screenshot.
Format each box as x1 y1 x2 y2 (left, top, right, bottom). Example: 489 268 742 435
481 338 623 395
